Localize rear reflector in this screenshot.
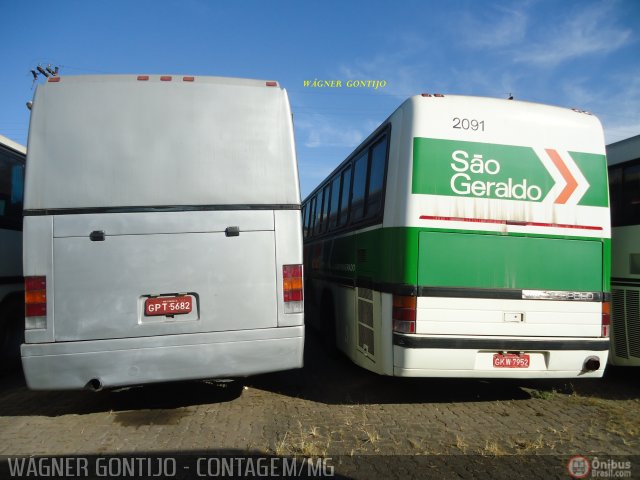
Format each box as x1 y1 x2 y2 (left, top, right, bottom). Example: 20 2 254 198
601 302 610 338
283 264 303 314
25 276 47 329
393 295 416 333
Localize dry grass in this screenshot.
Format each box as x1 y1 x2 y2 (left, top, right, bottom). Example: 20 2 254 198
480 439 508 456
455 434 468 454
272 422 331 457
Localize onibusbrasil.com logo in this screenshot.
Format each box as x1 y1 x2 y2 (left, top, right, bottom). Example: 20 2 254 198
567 456 632 479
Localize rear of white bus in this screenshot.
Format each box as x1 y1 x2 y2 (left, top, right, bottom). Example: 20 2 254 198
21 75 304 390
391 95 610 378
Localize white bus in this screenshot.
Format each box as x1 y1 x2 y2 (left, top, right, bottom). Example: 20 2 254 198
303 94 610 378
608 134 640 366
21 74 304 390
0 135 26 369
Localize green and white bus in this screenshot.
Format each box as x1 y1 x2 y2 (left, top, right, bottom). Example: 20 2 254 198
608 134 640 367
303 94 610 378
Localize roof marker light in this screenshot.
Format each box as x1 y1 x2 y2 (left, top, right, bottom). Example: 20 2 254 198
160 76 172 81
137 75 149 81
421 93 432 97
47 77 61 83
183 76 195 82
266 81 278 87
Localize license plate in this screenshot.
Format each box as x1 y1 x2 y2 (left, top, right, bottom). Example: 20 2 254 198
493 353 530 368
145 296 192 316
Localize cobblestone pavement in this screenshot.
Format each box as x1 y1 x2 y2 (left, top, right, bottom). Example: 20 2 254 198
0 332 638 479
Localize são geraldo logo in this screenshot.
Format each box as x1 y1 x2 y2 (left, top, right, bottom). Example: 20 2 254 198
449 149 543 201
411 138 605 207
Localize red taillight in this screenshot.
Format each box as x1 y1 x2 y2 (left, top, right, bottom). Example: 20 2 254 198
283 265 303 314
25 276 47 322
283 265 303 302
601 302 610 338
393 295 416 333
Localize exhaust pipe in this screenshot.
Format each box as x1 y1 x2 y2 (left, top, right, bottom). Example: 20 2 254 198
583 356 601 372
85 378 103 392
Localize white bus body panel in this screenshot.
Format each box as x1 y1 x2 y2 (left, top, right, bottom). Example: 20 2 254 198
21 75 303 389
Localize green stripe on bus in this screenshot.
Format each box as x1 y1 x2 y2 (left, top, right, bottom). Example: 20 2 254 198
307 227 608 292
417 231 602 291
569 151 609 207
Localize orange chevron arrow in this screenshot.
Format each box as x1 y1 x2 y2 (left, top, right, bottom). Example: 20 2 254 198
546 148 578 204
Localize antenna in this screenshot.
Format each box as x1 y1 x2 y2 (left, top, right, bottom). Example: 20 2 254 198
30 63 61 87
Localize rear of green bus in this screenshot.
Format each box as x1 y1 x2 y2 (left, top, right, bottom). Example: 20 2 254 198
390 95 610 378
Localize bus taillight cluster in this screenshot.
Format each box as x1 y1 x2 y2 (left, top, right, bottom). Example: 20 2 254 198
392 295 416 334
25 276 47 329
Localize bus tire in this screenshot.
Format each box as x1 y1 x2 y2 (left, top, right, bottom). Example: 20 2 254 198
0 296 24 371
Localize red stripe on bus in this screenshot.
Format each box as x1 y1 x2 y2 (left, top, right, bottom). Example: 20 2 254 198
419 215 602 231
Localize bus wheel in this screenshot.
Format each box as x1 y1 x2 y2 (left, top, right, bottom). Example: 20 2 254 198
0 297 24 371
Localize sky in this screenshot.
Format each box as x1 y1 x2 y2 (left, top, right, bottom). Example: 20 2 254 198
0 0 638 198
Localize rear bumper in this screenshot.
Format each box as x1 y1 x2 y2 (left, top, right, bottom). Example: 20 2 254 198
21 326 304 390
393 334 609 378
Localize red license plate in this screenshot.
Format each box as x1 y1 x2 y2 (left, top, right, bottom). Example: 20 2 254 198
493 353 530 368
145 296 192 316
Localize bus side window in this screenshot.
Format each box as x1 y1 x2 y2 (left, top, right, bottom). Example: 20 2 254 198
313 189 325 235
308 196 317 237
327 175 341 231
609 166 622 227
0 161 24 230
351 152 368 222
301 204 308 238
320 184 331 234
337 167 351 228
623 163 640 226
365 136 388 219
